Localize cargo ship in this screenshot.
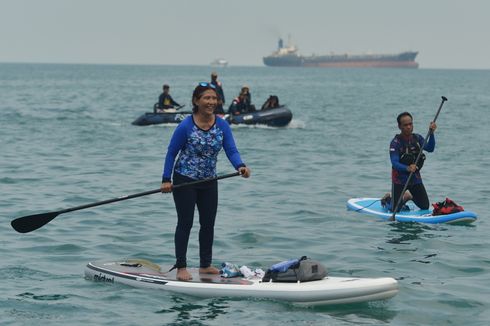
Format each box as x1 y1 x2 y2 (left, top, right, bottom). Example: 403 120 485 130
263 38 419 68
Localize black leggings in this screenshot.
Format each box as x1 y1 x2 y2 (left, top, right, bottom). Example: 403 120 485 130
392 182 429 212
172 173 218 269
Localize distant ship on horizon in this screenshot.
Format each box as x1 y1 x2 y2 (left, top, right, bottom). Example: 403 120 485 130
263 37 419 68
210 58 229 67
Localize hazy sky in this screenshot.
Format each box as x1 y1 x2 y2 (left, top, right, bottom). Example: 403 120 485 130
1 0 489 69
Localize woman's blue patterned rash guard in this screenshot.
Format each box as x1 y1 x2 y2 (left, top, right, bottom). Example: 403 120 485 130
162 116 245 182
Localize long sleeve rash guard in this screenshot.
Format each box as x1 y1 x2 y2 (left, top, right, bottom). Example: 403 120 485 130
390 133 435 185
162 116 245 182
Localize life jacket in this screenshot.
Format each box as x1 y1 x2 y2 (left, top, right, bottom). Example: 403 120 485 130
432 198 464 215
231 97 254 114
396 134 426 170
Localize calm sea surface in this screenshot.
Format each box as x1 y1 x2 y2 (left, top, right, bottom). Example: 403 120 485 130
1 63 489 325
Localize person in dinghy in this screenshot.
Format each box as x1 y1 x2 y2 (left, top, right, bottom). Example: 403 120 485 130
388 112 437 212
161 82 251 281
155 84 181 113
210 72 226 114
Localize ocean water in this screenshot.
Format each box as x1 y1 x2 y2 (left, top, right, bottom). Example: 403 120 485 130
1 63 489 325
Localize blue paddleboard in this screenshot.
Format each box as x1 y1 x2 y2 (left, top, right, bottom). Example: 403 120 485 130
347 198 477 224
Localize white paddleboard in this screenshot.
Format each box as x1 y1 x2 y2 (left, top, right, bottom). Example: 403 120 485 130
347 198 477 224
85 259 398 306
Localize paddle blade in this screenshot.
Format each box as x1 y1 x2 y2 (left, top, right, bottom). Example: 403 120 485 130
11 211 60 233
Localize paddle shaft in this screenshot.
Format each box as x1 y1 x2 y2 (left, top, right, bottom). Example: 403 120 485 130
390 96 447 220
156 111 194 115
57 171 239 214
11 172 240 233
153 104 186 113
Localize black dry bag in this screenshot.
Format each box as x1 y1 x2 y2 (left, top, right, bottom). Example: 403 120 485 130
262 256 327 282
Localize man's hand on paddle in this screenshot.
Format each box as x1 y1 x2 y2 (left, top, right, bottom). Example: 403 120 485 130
429 121 437 133
407 164 418 173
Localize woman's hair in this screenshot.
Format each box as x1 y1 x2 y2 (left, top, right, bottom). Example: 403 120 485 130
192 83 219 113
397 111 412 126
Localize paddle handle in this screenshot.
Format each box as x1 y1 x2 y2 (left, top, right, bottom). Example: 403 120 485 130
391 96 447 220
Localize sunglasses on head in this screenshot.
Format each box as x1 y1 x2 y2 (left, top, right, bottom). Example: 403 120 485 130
198 82 216 89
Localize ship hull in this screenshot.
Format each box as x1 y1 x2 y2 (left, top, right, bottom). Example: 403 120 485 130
263 54 302 67
263 51 419 68
302 61 418 68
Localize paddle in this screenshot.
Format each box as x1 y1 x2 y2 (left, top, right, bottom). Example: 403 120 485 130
161 106 194 115
389 96 448 221
153 104 186 113
11 172 240 233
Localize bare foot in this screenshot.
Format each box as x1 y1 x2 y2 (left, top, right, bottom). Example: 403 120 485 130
199 266 220 274
176 268 192 281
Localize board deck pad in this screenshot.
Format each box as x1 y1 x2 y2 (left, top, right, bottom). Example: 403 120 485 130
89 260 254 285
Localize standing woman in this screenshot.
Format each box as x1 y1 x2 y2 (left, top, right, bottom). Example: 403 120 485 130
161 82 251 281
